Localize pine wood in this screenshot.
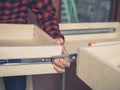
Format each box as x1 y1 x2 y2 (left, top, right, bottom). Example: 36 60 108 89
0 22 120 90
59 22 120 90
0 24 62 90
59 22 120 53
0 24 62 75
77 44 120 90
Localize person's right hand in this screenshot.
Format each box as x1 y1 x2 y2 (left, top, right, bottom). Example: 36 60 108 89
53 38 70 73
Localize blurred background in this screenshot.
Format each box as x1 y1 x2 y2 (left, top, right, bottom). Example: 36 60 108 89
61 0 112 22
28 0 120 23
60 0 120 23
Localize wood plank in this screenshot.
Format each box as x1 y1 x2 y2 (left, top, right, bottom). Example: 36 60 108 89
0 46 61 59
0 24 62 90
59 22 120 42
0 24 34 40
0 64 58 77
60 22 120 90
77 45 120 90
59 22 119 30
0 24 61 59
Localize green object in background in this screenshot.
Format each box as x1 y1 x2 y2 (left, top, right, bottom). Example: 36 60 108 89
61 0 79 23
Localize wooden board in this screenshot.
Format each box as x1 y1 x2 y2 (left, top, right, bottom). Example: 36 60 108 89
60 22 120 53
77 44 120 90
0 63 58 77
59 22 120 42
0 24 62 90
0 46 61 59
0 24 62 76
59 22 120 90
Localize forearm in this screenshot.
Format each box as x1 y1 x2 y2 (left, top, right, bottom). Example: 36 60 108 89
29 0 64 40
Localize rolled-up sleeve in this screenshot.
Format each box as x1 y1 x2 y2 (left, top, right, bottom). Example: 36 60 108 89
28 0 64 40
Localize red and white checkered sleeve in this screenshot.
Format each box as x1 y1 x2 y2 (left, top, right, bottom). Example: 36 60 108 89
28 0 64 40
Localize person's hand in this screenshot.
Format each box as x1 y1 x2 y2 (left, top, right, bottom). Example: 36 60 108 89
53 38 70 73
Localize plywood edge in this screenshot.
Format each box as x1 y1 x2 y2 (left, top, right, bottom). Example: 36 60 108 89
59 22 119 30
64 33 118 41
0 45 62 59
59 22 120 42
0 23 35 28
0 63 57 77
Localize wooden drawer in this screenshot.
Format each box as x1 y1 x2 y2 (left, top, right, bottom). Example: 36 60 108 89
0 24 62 76
77 44 120 90
59 22 120 90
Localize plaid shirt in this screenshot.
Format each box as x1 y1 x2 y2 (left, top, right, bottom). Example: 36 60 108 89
0 0 64 39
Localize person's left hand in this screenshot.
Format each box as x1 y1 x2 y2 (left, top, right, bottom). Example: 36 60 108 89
53 38 70 73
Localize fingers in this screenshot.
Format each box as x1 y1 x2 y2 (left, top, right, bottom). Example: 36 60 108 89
62 45 68 54
55 38 64 45
53 58 70 73
59 58 70 67
53 65 65 73
54 38 70 73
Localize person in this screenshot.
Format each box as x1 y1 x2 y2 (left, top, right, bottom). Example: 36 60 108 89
0 0 70 90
